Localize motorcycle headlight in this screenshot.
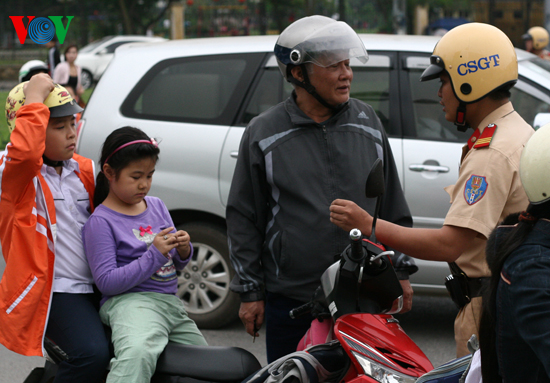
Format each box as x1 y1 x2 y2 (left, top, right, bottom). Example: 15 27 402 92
353 351 418 383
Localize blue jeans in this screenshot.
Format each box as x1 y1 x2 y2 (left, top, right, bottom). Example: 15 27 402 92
265 292 313 363
495 220 550 382
46 293 110 383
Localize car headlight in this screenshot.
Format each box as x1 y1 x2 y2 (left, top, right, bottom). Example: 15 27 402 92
353 351 418 383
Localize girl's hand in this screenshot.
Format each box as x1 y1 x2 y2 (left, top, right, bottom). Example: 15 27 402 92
153 227 177 258
173 230 192 259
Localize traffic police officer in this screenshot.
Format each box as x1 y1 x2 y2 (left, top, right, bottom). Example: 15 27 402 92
522 26 550 62
329 22 535 357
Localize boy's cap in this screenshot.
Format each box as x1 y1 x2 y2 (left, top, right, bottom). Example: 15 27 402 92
5 82 83 132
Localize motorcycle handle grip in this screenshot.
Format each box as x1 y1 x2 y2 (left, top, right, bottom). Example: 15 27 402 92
349 228 364 261
289 301 314 319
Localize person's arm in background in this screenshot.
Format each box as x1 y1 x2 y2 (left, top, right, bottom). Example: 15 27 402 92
52 62 65 84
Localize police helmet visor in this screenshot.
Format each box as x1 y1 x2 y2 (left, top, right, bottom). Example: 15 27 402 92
420 55 445 82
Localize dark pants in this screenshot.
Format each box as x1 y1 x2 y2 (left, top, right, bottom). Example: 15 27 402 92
46 293 110 383
265 292 313 363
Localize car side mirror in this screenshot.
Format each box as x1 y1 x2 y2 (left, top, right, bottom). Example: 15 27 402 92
97 48 108 55
365 158 385 199
533 113 550 130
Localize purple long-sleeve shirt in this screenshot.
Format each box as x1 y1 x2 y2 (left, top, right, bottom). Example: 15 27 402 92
82 196 191 306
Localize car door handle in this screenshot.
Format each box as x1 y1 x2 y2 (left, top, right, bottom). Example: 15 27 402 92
409 164 450 173
230 151 239 158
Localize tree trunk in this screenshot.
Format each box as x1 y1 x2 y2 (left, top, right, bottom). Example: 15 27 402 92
118 0 134 34
339 0 346 22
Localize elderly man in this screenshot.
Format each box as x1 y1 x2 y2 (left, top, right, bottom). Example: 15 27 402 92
227 15 417 362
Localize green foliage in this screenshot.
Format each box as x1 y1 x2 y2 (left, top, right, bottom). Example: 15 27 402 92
0 91 9 149
408 0 471 11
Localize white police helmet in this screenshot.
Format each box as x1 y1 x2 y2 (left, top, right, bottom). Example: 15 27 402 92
19 60 49 83
520 123 550 204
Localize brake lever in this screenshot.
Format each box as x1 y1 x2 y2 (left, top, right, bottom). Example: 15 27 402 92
370 250 395 263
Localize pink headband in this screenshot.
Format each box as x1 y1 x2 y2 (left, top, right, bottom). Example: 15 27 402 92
104 138 158 165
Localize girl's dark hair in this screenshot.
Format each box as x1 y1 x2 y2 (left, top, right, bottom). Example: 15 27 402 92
93 126 160 208
480 201 550 382
64 44 78 61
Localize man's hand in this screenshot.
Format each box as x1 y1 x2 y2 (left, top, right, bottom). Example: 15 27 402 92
23 73 54 105
239 301 265 338
398 279 413 313
330 199 373 235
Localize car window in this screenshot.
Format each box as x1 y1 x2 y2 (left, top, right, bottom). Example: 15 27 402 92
510 81 550 127
242 67 293 124
351 65 391 134
402 55 470 143
121 53 266 125
104 41 138 53
80 37 111 53
407 67 470 142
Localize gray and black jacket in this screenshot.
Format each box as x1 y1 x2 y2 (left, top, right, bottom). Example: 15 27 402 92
227 94 417 303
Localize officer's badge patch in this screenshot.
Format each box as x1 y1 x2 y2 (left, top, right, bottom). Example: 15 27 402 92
464 175 488 205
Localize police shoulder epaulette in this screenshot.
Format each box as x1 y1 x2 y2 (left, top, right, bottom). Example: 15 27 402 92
473 124 497 149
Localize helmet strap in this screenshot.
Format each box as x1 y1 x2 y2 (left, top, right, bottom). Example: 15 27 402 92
42 155 64 168
455 101 470 132
290 65 342 111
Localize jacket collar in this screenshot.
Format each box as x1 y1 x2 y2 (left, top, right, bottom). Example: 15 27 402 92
285 91 350 127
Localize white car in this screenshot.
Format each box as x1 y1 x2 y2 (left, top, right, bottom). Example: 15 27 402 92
75 35 166 89
76 34 550 328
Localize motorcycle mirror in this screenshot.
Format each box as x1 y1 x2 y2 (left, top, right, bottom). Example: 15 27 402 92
365 158 385 199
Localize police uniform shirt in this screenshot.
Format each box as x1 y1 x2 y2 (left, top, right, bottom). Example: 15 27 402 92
443 102 534 278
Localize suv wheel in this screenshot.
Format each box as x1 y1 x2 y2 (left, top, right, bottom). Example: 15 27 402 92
80 69 93 89
176 222 240 329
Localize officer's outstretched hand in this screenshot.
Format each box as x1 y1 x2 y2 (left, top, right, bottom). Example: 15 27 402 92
330 199 373 235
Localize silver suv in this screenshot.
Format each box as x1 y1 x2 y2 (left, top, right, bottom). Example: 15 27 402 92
76 34 550 328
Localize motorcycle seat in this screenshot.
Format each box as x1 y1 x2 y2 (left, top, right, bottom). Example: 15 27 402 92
155 342 262 382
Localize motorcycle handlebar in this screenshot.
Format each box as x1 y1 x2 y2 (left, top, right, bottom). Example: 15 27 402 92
289 301 314 319
349 228 364 261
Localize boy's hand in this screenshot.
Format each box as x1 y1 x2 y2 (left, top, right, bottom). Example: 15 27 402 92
154 227 178 258
173 230 192 259
23 73 54 105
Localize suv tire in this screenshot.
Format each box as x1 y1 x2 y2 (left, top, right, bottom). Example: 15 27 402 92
176 222 240 329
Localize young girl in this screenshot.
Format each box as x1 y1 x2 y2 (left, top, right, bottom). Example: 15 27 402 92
82 126 207 383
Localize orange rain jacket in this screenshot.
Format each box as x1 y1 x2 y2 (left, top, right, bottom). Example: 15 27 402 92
0 103 95 356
